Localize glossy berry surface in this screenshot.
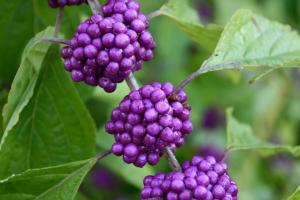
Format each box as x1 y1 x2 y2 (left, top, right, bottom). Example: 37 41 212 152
48 0 87 8
105 82 192 167
141 155 238 200
61 0 155 92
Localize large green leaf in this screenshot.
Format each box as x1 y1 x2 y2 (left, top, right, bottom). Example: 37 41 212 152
0 1 88 83
202 9 300 73
0 44 96 179
159 0 222 51
288 186 300 200
2 27 54 134
226 108 300 156
0 1 35 83
96 129 154 188
0 158 97 200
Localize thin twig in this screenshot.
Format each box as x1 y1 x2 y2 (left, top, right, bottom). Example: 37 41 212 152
174 70 202 93
54 7 64 36
42 37 70 45
125 73 139 90
164 147 182 172
97 149 112 161
175 62 244 93
147 10 162 19
221 149 230 163
87 0 102 14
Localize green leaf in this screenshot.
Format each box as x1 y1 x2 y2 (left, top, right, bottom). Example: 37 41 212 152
288 186 300 200
248 67 278 84
0 1 88 83
159 0 222 51
96 129 154 188
0 1 35 83
0 44 96 179
203 9 300 73
0 158 97 200
2 27 54 132
226 108 300 156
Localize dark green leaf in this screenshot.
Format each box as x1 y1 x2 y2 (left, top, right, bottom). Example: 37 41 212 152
203 9 300 74
160 0 222 51
2 27 54 133
0 1 35 83
0 43 96 179
0 158 97 200
226 108 300 156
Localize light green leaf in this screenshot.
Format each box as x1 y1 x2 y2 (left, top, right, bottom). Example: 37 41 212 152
2 27 54 134
0 158 97 200
226 108 300 156
288 186 300 200
0 45 96 179
203 9 300 73
248 67 278 84
97 129 154 188
159 0 222 51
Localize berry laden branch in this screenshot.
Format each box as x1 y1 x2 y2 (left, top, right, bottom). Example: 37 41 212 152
86 1 182 172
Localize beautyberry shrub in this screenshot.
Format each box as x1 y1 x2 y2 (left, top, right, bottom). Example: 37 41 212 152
141 155 238 200
48 0 87 8
61 0 155 92
105 82 193 167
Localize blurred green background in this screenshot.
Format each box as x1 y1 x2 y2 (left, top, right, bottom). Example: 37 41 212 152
1 0 300 200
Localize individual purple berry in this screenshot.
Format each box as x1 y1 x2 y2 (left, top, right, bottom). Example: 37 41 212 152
124 144 138 157
131 19 146 33
61 1 155 92
106 83 192 167
141 155 238 199
115 33 130 48
48 0 87 8
111 143 123 156
71 70 84 81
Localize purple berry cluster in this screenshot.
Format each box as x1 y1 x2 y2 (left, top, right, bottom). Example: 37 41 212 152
48 0 86 8
61 0 155 92
141 155 238 200
105 82 193 167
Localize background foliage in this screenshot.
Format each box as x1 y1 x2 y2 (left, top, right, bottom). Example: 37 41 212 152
1 0 300 200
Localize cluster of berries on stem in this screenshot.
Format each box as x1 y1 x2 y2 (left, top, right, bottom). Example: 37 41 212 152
106 82 192 167
60 0 155 92
48 0 87 8
141 155 238 200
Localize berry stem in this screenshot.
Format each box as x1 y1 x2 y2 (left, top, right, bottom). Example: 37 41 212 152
96 149 112 161
125 73 139 90
174 69 203 94
87 0 102 14
147 10 162 20
165 147 182 172
54 7 64 36
221 149 230 163
42 37 71 45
